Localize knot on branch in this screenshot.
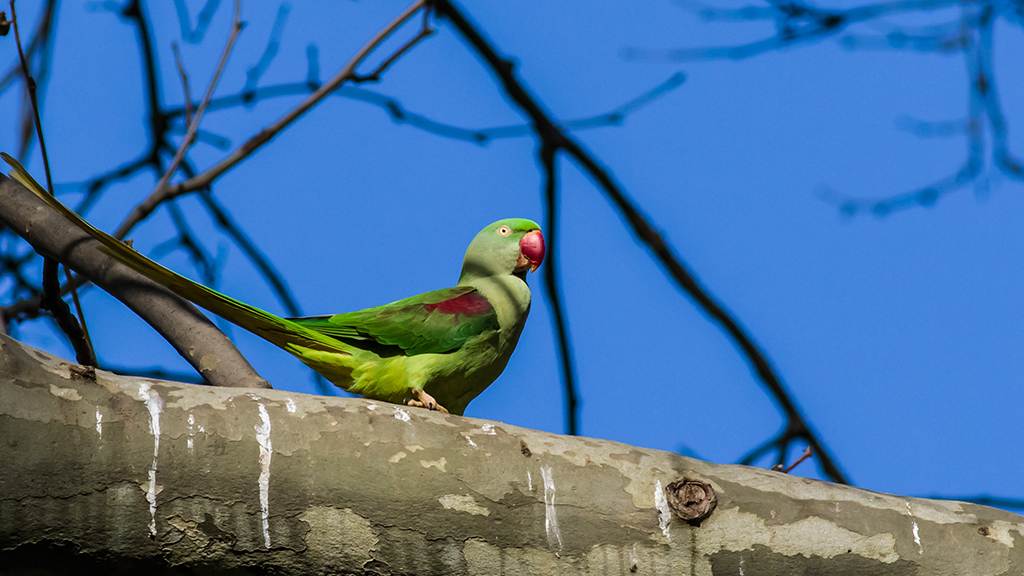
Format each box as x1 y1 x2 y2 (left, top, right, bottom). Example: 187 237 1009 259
665 477 717 525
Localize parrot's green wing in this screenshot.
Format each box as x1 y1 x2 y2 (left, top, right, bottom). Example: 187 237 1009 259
1 152 346 354
289 286 500 356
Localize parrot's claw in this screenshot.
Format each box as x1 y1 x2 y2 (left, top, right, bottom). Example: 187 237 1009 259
407 388 449 413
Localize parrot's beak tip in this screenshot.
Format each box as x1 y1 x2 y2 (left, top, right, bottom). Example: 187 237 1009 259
518 229 545 274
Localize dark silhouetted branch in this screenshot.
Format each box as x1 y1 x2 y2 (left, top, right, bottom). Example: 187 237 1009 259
117 0 243 240
243 3 289 94
625 0 976 61
636 0 1020 217
167 0 429 197
161 73 685 145
10 0 96 367
173 0 220 43
539 142 580 436
817 3 1020 216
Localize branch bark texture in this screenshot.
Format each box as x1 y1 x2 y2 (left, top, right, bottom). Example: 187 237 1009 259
0 335 1020 575
0 174 269 388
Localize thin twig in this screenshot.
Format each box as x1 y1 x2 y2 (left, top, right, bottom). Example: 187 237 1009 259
816 4 1010 216
110 0 427 244
10 0 96 366
162 200 219 285
243 3 289 93
115 0 244 240
539 143 580 436
152 0 243 194
169 0 427 195
355 7 435 82
624 0 980 62
649 0 1020 217
196 189 303 316
0 1 55 93
162 72 684 144
2 271 91 321
173 0 220 43
10 2 52 195
777 447 813 474
0 73 683 327
171 42 195 126
121 0 164 158
63 265 91 345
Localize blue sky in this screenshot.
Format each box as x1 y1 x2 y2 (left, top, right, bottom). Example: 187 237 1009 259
4 1 1023 506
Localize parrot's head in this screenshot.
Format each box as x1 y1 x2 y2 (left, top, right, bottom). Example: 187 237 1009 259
459 218 544 282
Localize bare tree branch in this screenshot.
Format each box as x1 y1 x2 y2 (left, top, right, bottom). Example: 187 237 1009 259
172 73 686 145
624 0 979 61
9 0 95 366
171 42 194 126
354 5 436 83
2 335 1021 574
173 0 220 43
638 0 1021 218
0 174 270 388
118 0 244 241
539 142 580 436
165 0 430 198
242 3 289 94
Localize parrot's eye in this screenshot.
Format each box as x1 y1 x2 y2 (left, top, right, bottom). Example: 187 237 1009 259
497 226 511 236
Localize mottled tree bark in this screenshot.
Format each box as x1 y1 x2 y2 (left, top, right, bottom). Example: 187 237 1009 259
0 334 1021 575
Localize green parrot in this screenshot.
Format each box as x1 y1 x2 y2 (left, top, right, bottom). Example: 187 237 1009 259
3 154 544 415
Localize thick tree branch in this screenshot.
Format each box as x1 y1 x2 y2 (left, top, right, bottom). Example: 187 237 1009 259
0 334 1020 574
0 174 269 388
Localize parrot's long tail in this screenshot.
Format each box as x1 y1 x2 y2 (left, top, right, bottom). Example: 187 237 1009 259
2 152 346 355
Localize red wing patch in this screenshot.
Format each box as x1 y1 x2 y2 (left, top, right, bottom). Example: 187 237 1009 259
423 291 492 318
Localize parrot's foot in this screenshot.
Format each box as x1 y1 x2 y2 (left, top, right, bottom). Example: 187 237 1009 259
407 388 449 413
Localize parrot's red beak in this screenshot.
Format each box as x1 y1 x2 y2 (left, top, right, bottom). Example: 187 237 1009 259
517 229 545 273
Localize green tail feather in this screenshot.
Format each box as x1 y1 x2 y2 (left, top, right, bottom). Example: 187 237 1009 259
2 152 346 354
